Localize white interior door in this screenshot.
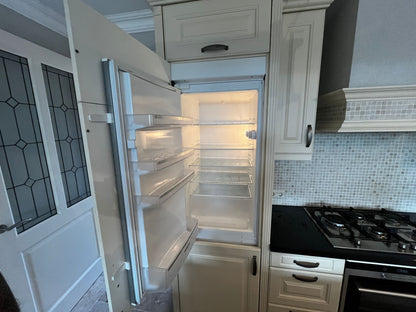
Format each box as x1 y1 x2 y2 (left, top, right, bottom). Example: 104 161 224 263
0 29 101 312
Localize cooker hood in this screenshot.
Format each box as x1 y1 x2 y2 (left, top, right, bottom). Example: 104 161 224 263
316 0 416 132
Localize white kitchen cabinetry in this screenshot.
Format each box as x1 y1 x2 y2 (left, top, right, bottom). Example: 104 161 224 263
268 252 345 312
156 0 271 61
272 4 331 160
177 241 260 312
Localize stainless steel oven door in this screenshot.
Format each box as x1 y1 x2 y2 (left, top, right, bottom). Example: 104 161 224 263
340 261 416 312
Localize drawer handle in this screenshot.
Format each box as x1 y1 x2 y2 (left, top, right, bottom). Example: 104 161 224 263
201 44 229 53
293 260 320 268
292 274 318 283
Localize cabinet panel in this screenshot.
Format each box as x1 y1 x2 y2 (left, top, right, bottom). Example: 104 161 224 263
269 267 342 312
162 0 271 61
270 252 345 275
178 241 260 312
268 303 321 312
274 10 326 160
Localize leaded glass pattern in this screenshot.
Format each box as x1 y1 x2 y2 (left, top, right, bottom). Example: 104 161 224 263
42 64 91 207
0 50 56 233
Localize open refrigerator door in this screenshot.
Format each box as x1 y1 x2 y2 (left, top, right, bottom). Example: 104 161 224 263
102 60 198 300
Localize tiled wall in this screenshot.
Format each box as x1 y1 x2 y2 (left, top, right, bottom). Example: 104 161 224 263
273 132 416 212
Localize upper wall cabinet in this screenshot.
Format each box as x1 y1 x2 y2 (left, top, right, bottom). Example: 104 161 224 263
272 2 332 160
157 0 271 61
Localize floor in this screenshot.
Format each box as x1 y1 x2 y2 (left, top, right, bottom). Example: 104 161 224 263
71 274 173 312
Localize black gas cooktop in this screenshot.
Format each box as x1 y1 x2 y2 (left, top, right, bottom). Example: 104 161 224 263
305 206 416 255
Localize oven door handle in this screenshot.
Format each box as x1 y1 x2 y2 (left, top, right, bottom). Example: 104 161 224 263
359 287 416 300
293 260 320 268
292 274 318 283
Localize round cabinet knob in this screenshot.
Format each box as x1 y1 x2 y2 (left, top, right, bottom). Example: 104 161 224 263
398 242 407 250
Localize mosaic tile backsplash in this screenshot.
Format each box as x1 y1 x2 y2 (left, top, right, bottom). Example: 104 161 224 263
273 132 416 212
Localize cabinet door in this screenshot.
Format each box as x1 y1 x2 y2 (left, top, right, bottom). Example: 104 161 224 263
274 10 326 160
178 241 260 312
162 0 271 61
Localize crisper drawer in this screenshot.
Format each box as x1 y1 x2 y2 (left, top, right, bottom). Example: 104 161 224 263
269 267 343 312
270 252 345 275
162 0 271 61
268 303 321 312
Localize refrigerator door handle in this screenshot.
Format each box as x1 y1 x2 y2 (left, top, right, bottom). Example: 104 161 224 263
252 256 257 276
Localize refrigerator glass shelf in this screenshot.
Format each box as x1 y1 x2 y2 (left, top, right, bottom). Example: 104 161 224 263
126 114 193 130
195 119 256 125
193 171 253 185
142 217 198 290
193 143 254 150
189 158 253 168
138 170 194 207
191 183 252 199
193 215 250 230
129 149 193 172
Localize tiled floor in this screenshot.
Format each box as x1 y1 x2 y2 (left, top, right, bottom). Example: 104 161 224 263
71 274 173 312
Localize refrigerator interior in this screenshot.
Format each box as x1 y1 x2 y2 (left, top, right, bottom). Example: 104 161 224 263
110 66 260 295
182 90 258 245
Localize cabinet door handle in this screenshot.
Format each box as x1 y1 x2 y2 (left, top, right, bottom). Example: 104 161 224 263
292 274 318 283
201 44 229 53
293 260 320 268
252 256 257 276
306 124 313 147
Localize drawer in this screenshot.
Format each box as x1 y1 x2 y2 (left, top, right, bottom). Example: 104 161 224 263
268 303 321 312
162 0 271 61
269 267 343 312
270 252 345 275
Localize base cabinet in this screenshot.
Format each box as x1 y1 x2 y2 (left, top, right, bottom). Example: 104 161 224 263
268 253 345 312
176 241 260 312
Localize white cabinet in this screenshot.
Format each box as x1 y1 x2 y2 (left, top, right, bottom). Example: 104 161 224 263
159 0 271 61
272 6 329 160
177 241 260 312
268 253 345 312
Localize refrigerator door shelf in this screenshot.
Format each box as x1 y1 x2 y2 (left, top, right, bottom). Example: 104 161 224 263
137 169 194 208
193 171 253 185
125 114 193 131
190 157 253 169
129 149 194 172
142 217 198 291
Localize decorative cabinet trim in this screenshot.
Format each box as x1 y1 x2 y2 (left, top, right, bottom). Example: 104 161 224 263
317 85 416 132
283 0 334 13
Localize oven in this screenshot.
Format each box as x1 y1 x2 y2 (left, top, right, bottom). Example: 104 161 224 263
339 261 416 312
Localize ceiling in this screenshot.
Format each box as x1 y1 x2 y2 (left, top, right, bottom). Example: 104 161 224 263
0 0 152 36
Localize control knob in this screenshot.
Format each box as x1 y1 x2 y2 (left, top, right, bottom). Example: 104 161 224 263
410 243 416 251
354 239 361 247
398 242 407 251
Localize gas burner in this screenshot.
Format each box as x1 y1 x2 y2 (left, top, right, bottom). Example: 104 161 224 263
322 213 346 228
305 206 416 255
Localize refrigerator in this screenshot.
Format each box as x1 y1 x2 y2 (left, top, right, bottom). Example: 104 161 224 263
64 0 265 308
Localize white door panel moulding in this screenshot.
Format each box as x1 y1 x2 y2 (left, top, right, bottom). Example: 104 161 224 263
105 9 155 33
0 0 154 36
0 0 67 36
